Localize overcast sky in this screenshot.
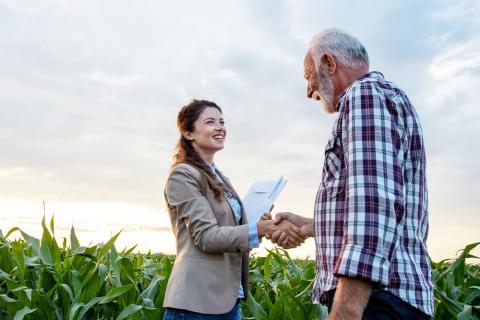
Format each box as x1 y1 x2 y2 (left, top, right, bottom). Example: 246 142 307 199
0 0 479 260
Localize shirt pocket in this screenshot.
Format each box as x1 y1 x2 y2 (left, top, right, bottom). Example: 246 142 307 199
321 134 346 188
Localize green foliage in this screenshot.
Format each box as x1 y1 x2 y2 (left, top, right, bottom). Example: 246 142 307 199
0 217 479 319
0 217 173 319
242 249 326 320
432 242 480 319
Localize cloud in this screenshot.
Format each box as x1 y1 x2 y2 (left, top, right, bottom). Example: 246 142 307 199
0 0 479 259
80 70 141 87
0 166 26 177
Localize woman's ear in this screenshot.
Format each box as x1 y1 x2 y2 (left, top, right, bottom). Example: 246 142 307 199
183 132 194 141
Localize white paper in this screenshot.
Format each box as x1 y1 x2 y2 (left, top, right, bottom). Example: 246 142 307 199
242 176 287 223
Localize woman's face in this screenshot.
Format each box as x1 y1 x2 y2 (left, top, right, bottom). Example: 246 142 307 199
186 107 226 157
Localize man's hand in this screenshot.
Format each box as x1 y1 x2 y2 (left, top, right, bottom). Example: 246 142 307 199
257 219 304 247
267 212 314 248
327 277 372 320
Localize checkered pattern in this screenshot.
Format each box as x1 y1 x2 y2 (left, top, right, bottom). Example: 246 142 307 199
312 72 434 315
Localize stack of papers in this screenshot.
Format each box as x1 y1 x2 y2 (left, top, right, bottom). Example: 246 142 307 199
242 176 287 223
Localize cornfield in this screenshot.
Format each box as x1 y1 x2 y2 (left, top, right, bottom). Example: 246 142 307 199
0 217 478 319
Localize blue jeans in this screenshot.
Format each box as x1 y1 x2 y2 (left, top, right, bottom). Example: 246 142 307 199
322 289 431 320
163 301 241 320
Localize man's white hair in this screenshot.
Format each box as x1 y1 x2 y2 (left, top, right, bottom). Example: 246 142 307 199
308 28 369 70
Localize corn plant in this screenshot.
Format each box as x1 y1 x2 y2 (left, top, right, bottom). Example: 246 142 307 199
0 216 173 319
243 249 327 320
0 215 479 319
432 242 480 319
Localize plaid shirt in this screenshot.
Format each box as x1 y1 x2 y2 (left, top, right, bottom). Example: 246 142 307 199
312 72 434 315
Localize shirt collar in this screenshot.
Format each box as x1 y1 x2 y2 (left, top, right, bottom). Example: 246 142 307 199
335 71 384 110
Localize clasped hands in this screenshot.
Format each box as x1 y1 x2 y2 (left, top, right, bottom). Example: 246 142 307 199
257 212 314 249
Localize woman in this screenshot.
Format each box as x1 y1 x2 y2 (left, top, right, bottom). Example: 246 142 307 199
163 99 303 319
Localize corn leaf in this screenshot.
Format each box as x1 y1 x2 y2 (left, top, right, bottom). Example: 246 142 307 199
77 297 102 320
5 227 20 239
13 307 37 320
20 231 41 258
60 283 75 303
139 276 162 302
247 291 267 320
68 303 85 320
98 230 122 259
70 225 80 254
40 215 60 266
116 304 143 320
99 284 134 305
13 306 37 320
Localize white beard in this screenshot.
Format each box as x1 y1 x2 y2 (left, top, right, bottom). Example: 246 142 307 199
314 65 337 114
313 89 336 114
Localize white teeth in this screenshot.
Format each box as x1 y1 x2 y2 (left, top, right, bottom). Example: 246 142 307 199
213 135 223 142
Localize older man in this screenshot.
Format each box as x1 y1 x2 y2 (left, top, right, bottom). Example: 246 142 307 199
270 29 433 319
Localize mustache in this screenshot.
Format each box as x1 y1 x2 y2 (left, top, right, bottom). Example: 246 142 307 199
312 90 323 101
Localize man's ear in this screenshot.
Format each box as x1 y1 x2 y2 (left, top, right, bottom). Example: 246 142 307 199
321 53 336 75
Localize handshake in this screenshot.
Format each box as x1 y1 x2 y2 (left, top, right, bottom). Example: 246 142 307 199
256 212 314 249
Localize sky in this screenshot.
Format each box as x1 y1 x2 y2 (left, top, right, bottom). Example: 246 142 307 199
0 0 479 261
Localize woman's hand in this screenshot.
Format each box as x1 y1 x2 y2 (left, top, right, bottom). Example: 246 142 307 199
260 213 272 221
260 204 274 221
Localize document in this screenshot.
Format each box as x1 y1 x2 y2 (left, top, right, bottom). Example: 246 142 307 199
242 176 287 223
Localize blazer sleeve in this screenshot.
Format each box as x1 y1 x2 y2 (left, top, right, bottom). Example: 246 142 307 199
165 165 250 254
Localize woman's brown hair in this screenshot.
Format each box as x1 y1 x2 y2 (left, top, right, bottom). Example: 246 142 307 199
173 99 231 201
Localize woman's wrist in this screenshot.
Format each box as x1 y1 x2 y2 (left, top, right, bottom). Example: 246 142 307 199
257 220 271 238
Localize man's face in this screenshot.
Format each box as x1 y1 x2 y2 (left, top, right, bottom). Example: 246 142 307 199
303 52 336 114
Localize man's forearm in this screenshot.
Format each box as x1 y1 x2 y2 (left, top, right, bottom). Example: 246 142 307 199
328 277 372 320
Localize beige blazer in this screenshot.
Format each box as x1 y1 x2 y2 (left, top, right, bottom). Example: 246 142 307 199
163 163 251 314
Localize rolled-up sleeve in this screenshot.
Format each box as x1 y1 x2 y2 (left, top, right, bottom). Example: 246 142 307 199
333 82 405 286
